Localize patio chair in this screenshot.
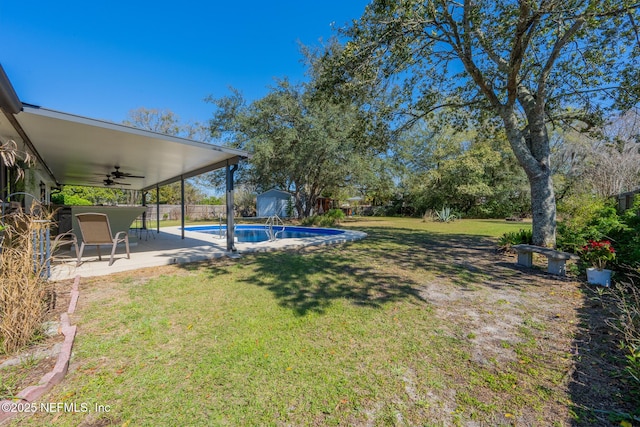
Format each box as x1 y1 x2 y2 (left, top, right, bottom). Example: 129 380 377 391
75 213 130 266
51 230 79 262
129 212 155 241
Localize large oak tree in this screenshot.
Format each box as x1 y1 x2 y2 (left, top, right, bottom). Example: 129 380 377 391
320 0 639 246
207 81 375 217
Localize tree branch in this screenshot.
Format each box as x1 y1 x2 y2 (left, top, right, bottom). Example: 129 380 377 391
438 1 503 107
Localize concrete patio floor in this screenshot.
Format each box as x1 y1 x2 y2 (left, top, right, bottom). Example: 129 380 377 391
50 225 367 281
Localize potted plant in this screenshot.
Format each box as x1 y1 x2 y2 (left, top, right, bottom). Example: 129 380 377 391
581 239 616 286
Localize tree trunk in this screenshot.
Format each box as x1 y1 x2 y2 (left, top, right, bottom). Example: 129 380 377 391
303 197 313 217
502 111 556 247
529 170 556 247
293 193 305 219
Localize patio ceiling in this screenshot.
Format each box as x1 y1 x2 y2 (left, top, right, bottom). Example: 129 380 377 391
0 105 248 191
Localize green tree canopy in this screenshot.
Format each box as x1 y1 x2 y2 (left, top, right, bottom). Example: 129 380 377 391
396 116 530 217
51 186 127 206
319 0 640 246
207 80 379 217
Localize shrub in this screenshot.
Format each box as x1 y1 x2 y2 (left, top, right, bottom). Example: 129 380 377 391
318 216 337 227
557 199 628 256
556 197 640 272
301 214 340 228
422 209 435 222
498 229 533 249
301 216 317 226
325 209 345 222
50 193 92 206
435 206 456 223
286 198 295 218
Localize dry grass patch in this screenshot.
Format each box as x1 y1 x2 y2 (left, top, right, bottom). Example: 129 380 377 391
0 209 56 353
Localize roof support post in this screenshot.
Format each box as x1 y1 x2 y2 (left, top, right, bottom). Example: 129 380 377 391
141 190 147 230
226 163 238 252
181 177 185 240
156 185 160 234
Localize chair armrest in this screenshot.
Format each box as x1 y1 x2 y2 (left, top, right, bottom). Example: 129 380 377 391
114 231 129 242
52 231 77 248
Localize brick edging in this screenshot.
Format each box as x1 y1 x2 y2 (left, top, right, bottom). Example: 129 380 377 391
0 275 81 424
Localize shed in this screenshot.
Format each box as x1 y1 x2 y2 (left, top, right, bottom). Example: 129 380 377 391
257 189 292 218
618 188 640 211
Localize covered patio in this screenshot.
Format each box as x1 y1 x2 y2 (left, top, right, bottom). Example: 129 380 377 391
49 225 367 280
0 64 249 269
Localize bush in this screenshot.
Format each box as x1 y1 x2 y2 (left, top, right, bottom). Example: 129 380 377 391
556 197 640 272
557 199 628 255
422 209 435 222
50 193 92 206
300 216 316 226
325 209 345 222
318 216 337 227
435 206 456 222
301 214 340 228
498 229 533 249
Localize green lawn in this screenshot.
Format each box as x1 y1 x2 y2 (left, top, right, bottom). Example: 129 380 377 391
340 217 531 237
161 216 531 237
14 217 601 426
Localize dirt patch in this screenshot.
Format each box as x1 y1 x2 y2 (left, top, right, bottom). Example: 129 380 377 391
415 240 633 425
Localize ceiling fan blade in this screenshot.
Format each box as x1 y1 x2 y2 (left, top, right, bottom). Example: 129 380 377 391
101 174 131 186
111 166 145 179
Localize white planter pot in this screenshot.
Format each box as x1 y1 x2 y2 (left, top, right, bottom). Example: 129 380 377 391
586 268 612 287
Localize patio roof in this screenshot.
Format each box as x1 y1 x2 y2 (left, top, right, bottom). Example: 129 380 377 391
0 105 247 191
0 65 248 192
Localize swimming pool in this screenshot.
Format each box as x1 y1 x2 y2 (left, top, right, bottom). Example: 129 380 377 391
185 224 345 243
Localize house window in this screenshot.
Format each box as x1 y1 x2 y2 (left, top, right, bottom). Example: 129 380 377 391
0 160 25 207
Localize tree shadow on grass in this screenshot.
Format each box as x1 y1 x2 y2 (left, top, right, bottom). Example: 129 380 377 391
191 225 553 316
567 283 638 426
345 225 571 291
236 249 426 316
178 223 635 422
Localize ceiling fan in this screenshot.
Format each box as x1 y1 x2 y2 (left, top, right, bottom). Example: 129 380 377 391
102 175 130 186
110 166 145 179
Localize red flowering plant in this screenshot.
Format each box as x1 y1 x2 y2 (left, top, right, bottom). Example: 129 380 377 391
581 240 616 270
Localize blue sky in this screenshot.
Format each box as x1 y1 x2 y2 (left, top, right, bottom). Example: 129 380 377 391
1 1 369 125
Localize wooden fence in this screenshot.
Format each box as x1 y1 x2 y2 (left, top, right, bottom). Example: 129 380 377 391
144 205 228 221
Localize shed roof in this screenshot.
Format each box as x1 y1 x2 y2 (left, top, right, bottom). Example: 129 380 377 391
257 189 292 198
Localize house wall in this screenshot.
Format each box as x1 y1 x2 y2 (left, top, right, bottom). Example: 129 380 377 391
0 136 56 212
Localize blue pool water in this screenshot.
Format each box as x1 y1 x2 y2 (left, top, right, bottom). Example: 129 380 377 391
185 224 344 243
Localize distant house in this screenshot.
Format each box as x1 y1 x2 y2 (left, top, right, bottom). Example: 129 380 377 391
256 189 293 218
618 188 640 211
315 197 336 214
